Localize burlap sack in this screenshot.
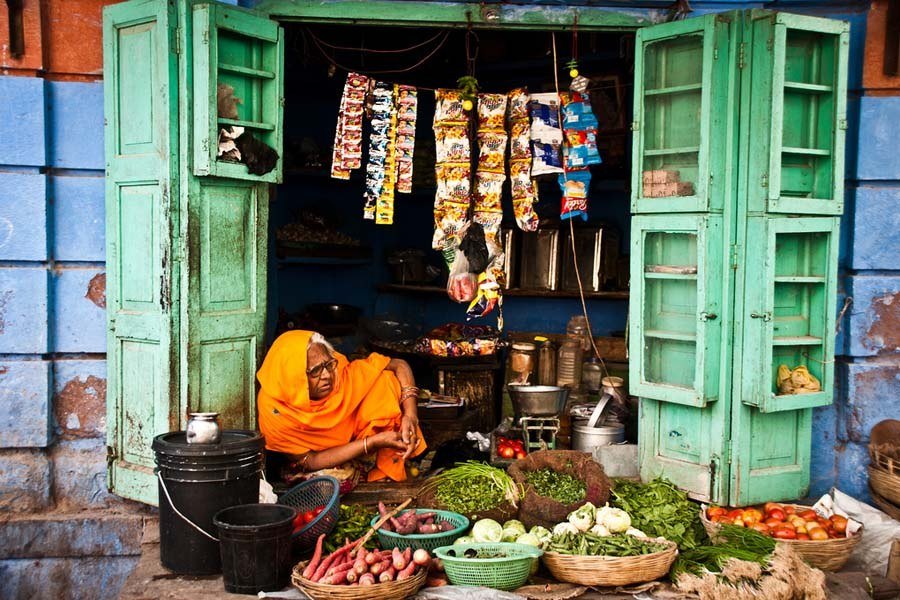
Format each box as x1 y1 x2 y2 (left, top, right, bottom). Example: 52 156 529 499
508 450 610 530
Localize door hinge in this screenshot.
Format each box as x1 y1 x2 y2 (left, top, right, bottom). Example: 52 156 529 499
174 28 182 55
713 47 719 60
738 42 746 69
761 172 769 188
631 121 639 132
730 244 739 269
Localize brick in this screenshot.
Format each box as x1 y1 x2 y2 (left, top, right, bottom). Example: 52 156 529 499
0 0 43 73
851 186 900 271
52 360 106 440
50 438 127 511
46 81 104 170
0 267 48 354
0 360 50 448
809 404 838 499
51 268 106 353
0 173 47 261
840 361 900 444
856 96 900 180
0 449 51 512
0 76 45 167
863 0 900 92
51 175 105 262
0 513 144 559
846 275 900 357
0 556 139 600
835 441 872 504
43 0 119 78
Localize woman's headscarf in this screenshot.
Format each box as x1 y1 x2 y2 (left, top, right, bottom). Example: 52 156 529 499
256 330 424 481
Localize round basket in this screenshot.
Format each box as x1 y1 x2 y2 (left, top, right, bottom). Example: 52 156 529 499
541 540 678 587
700 504 862 572
433 542 543 591
416 484 518 524
869 447 900 476
291 560 427 600
869 465 900 507
370 509 469 552
869 485 900 521
278 476 340 551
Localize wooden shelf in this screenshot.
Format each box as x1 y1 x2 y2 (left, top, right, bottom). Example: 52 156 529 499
219 63 276 79
377 283 629 300
644 329 697 342
782 146 831 157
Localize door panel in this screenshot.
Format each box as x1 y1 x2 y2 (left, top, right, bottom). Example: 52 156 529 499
192 2 284 183
631 13 737 214
103 0 179 505
629 215 724 407
186 178 267 431
748 11 848 215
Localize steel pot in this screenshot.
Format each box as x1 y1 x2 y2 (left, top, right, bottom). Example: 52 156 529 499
186 412 221 444
508 385 569 420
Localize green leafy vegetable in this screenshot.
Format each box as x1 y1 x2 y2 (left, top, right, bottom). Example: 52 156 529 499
324 504 378 553
610 478 708 550
422 462 520 515
670 525 776 579
548 532 669 557
524 469 586 504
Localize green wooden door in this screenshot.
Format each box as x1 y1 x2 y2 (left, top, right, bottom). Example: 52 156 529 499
192 1 284 183
746 12 849 216
103 0 180 504
185 178 268 430
631 13 739 214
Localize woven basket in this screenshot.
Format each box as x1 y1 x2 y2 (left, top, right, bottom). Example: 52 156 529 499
291 560 427 600
541 540 678 587
869 485 900 521
869 447 900 476
700 504 861 571
371 509 469 552
869 465 900 506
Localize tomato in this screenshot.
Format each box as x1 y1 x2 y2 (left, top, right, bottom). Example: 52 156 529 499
764 502 783 514
750 523 769 534
515 450 527 460
763 517 782 528
773 528 797 540
767 508 786 521
727 509 744 520
796 533 810 541
808 527 829 541
499 446 515 459
784 505 796 516
302 510 316 524
742 508 764 525
799 509 818 521
707 506 727 519
313 505 325 517
830 515 848 533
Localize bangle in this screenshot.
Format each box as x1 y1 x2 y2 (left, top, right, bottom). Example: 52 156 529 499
363 437 369 455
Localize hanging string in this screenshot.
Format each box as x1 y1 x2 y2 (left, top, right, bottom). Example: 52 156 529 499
305 28 450 75
306 28 447 54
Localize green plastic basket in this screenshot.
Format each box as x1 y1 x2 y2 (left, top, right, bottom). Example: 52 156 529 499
433 542 543 591
370 509 469 552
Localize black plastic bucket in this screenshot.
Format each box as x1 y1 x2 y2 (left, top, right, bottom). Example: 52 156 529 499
153 430 265 575
214 503 297 595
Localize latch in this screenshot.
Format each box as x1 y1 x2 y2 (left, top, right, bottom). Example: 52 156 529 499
750 312 772 322
761 172 769 188
700 312 718 321
738 42 746 69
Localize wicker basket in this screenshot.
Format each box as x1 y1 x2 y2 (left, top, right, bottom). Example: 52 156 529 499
869 485 900 521
291 560 427 600
869 465 900 506
700 504 861 571
541 540 678 587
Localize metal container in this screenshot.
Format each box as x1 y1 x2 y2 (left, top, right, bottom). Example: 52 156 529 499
572 419 625 452
582 358 604 393
508 385 569 420
519 229 559 290
499 228 516 290
560 226 620 292
186 412 221 444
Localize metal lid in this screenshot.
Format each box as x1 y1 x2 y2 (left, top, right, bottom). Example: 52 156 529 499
152 430 265 457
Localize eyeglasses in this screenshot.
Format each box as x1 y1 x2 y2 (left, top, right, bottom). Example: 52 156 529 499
307 358 338 379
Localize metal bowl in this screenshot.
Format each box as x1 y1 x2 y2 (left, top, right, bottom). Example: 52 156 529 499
508 385 569 419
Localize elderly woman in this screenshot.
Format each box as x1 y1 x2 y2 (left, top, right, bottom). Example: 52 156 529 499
257 330 426 482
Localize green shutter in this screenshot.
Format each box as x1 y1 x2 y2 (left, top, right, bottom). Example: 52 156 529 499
739 217 839 413
631 13 738 214
747 11 849 215
629 215 724 407
103 0 180 505
184 178 268 430
192 1 284 183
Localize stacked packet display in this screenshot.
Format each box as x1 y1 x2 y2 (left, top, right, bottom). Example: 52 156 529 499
363 82 397 222
528 92 564 177
558 91 602 221
330 73 368 179
432 89 471 251
507 88 539 232
394 85 418 194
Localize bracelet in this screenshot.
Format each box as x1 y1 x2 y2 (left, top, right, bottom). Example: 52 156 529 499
363 437 369 455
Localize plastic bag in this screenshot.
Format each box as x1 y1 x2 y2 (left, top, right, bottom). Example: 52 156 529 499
413 587 525 600
819 488 900 575
446 250 477 303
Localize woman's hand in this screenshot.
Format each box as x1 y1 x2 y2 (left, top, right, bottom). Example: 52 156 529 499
368 430 408 453
400 415 419 460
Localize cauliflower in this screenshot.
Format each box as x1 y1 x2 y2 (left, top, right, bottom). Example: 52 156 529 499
595 503 632 534
528 525 552 548
567 502 597 532
625 527 647 538
552 522 579 537
589 523 611 537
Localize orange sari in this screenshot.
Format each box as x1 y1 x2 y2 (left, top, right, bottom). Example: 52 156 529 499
257 330 425 482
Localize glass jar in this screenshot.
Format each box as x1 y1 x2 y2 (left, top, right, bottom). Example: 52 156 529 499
536 338 557 386
566 315 592 353
582 358 603 393
508 342 537 385
556 338 583 388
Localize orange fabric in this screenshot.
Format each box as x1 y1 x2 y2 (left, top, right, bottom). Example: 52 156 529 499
257 330 425 482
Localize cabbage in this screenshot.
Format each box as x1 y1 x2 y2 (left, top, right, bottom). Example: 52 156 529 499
454 535 475 545
595 504 631 534
625 527 647 538
502 519 526 536
501 527 523 542
567 502 597 532
471 518 503 543
515 533 542 547
552 522 579 537
589 523 611 537
528 525 552 547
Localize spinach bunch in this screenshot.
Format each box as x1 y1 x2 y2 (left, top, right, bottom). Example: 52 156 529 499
524 468 586 504
611 478 708 550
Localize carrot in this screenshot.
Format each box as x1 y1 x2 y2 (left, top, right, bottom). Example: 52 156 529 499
364 549 379 565
326 561 354 577
426 575 449 587
359 573 375 586
302 533 326 579
344 570 357 584
413 549 431 567
402 547 412 563
370 558 391 576
379 566 396 583
396 557 417 580
392 547 406 571
353 557 368 576
330 569 350 585
312 547 347 582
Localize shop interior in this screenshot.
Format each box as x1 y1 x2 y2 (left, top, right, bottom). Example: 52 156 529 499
268 23 637 451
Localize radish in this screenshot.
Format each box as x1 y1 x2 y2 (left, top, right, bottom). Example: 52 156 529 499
396 557 418 581
359 573 375 586
379 566 396 583
413 549 431 567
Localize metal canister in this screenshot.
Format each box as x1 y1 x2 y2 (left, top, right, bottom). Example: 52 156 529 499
582 358 603 393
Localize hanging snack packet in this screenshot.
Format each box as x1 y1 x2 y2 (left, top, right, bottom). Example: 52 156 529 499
528 93 564 176
363 82 395 221
432 89 471 251
558 168 591 221
331 72 368 179
560 91 601 170
507 88 538 232
394 85 418 194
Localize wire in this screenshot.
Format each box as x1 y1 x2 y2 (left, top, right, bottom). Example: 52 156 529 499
306 29 451 75
305 28 447 54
